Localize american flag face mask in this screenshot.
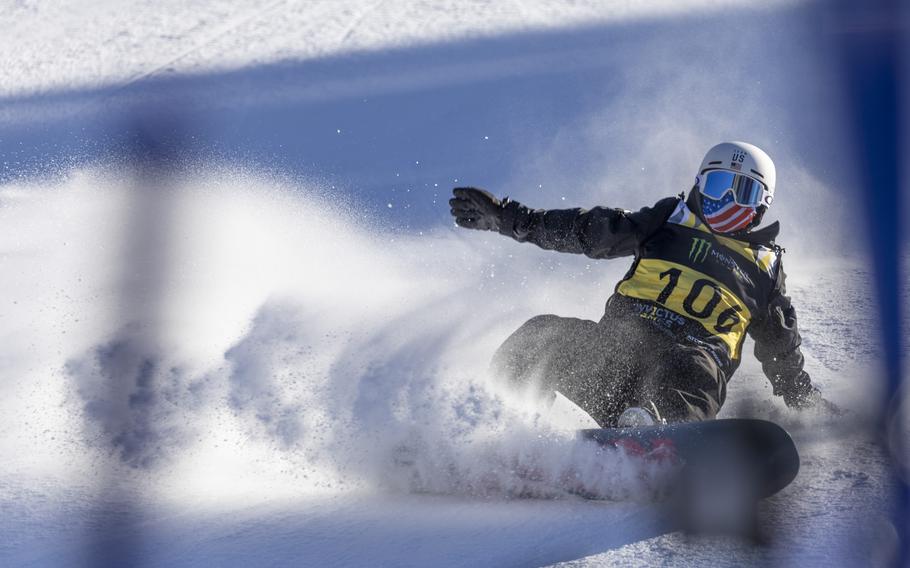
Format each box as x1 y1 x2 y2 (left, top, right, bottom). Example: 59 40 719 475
699 183 758 233
697 170 772 233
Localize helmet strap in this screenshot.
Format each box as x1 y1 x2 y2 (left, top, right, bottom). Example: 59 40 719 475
750 205 767 229
686 185 707 223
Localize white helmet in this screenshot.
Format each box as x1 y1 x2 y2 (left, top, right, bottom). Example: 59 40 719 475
697 141 776 208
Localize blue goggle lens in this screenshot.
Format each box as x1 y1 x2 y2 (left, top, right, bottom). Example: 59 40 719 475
700 170 766 207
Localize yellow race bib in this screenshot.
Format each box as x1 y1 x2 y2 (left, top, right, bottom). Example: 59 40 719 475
617 258 751 358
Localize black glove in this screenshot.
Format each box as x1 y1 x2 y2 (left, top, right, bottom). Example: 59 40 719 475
780 371 814 408
783 377 844 415
449 187 506 232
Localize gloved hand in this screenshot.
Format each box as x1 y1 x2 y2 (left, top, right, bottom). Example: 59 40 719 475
784 380 844 416
449 187 507 232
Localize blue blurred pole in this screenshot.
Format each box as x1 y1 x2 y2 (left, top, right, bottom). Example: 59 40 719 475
830 0 907 564
84 108 185 567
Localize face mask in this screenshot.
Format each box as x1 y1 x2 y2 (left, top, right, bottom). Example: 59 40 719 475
700 190 757 233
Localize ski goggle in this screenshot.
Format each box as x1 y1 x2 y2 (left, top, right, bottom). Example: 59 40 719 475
699 170 771 207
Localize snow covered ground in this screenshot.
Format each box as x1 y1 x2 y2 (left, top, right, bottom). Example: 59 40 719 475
0 1 901 566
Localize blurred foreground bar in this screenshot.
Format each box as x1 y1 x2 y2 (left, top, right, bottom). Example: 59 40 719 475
828 0 907 565
85 107 185 567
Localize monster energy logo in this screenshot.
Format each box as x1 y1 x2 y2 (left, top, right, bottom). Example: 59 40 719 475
689 238 712 263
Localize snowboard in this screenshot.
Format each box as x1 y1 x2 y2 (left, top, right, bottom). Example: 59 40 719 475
579 418 800 499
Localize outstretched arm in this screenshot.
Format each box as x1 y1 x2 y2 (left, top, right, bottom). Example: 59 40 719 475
449 187 678 259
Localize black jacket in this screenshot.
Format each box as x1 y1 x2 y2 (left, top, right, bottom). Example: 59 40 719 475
497 194 814 406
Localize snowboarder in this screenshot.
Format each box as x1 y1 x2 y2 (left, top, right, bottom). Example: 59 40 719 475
449 141 833 427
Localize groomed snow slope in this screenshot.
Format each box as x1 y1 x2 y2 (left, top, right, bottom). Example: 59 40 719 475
0 1 899 566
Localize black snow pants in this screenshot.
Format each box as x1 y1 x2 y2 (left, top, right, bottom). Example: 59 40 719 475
490 312 726 426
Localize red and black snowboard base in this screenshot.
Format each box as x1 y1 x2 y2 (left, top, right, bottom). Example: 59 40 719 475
580 418 800 499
